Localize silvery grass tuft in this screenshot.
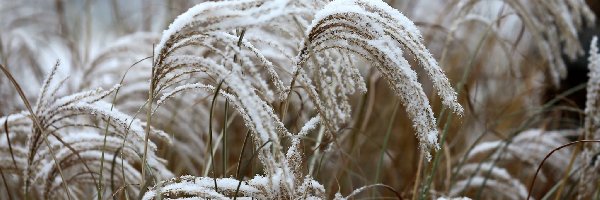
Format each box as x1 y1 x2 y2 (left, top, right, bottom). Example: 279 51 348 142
82 32 217 173
0 63 172 199
145 0 461 198
296 0 463 160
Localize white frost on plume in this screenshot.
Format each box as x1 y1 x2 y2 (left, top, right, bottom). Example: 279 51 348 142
154 0 309 64
301 0 463 160
144 0 462 198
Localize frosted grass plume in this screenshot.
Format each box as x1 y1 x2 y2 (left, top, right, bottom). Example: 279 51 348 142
296 0 462 160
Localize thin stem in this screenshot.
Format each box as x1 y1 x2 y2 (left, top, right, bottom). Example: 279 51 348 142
110 147 122 200
98 67 127 200
374 100 400 183
553 144 581 200
3 118 17 171
233 130 251 199
141 46 156 190
209 80 225 191
412 152 424 200
222 98 229 177
0 168 13 200
345 184 403 200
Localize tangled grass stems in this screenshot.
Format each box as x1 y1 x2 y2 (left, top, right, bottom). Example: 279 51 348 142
552 143 580 200
527 140 600 200
450 84 588 199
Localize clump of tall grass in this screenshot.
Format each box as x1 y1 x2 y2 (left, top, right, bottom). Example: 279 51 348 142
145 0 461 198
0 63 171 199
1 0 600 199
